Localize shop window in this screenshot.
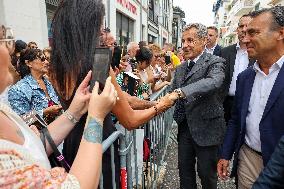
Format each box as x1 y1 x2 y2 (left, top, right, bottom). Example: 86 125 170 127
116 12 135 46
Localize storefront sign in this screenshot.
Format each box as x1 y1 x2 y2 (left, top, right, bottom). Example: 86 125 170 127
117 0 137 15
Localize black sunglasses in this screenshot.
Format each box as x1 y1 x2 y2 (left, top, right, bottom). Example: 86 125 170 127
35 55 46 62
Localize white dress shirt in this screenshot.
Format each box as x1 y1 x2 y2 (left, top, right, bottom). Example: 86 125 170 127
205 44 217 55
245 56 284 152
228 43 250 96
187 51 204 66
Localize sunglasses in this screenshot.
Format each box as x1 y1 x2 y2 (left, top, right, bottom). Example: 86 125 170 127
30 55 46 62
38 56 46 62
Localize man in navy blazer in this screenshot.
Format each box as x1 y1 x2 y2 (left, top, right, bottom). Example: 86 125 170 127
252 135 284 189
206 26 221 57
218 6 284 189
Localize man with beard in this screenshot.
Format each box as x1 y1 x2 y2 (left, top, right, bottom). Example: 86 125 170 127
218 6 284 189
220 14 255 123
170 23 226 189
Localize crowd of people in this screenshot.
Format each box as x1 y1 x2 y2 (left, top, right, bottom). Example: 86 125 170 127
1 0 284 188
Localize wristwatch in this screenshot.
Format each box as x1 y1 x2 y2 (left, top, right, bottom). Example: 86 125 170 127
174 88 185 99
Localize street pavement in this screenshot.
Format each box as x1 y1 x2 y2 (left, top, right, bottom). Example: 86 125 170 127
160 123 236 189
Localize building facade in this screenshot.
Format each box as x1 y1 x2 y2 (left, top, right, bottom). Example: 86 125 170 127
105 0 148 46
0 0 175 48
172 7 186 49
0 0 50 48
213 0 272 47
148 0 173 47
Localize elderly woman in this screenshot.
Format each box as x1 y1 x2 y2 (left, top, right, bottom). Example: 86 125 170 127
8 48 61 123
0 24 117 188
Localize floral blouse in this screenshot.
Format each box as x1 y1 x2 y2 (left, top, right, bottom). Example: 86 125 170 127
8 75 60 117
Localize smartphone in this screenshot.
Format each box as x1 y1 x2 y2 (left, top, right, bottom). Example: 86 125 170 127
165 55 171 65
112 46 122 69
130 58 137 71
90 47 112 92
122 46 127 57
165 51 171 65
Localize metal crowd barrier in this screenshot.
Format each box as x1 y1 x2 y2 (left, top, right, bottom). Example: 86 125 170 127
99 86 175 189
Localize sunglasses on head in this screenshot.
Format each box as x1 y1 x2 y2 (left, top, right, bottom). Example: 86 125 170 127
33 55 46 62
39 56 46 62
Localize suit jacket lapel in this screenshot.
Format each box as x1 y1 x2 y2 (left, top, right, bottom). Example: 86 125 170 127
241 69 256 129
261 64 284 120
229 44 237 82
179 61 190 86
183 53 209 83
213 45 221 56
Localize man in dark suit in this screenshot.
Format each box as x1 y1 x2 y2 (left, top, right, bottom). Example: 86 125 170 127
206 26 222 56
170 23 226 189
220 14 254 123
252 135 284 189
218 6 284 189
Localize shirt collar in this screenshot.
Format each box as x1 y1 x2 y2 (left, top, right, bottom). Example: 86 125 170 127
25 74 50 90
206 44 217 51
253 55 284 74
188 50 204 64
236 42 240 50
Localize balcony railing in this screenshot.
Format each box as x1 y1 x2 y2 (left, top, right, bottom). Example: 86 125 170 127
231 0 254 16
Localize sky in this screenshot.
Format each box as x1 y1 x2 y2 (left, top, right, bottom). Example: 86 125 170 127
173 0 216 26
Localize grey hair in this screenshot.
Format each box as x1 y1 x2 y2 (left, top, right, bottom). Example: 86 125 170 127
250 6 284 30
127 42 138 52
183 23 208 39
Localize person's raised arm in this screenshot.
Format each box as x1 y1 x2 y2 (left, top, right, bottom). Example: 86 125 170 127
70 76 117 189
45 71 92 155
110 68 174 130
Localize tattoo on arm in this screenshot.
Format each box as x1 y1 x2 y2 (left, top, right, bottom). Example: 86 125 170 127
83 116 103 144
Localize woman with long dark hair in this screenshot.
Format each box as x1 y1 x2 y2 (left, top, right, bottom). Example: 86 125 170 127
0 23 117 188
50 0 174 188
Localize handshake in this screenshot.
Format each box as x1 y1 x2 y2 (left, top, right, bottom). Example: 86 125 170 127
154 89 184 114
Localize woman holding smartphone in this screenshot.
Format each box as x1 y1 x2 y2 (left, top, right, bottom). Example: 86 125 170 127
50 0 175 188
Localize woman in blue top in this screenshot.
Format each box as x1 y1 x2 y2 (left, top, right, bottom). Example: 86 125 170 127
8 48 61 122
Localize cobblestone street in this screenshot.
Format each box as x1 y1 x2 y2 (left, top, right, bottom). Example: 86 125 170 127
160 124 236 189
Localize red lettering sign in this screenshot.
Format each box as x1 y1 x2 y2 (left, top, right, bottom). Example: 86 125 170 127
117 0 137 15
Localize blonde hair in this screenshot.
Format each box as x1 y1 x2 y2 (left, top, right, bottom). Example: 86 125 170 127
148 44 161 54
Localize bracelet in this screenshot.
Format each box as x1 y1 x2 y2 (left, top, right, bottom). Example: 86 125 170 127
63 110 79 124
153 105 158 116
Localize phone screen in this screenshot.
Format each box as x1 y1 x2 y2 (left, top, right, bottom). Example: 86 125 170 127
165 55 171 65
90 48 112 91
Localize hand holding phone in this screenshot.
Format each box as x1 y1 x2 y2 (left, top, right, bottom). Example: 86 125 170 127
90 48 112 92
165 51 171 65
